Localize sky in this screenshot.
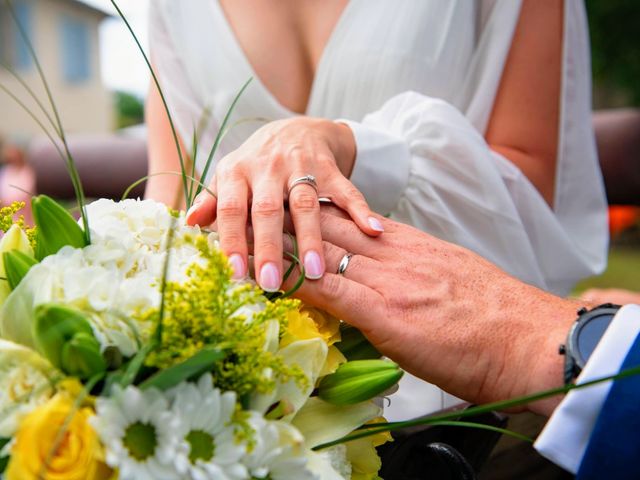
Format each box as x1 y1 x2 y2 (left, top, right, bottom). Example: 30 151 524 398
82 0 151 97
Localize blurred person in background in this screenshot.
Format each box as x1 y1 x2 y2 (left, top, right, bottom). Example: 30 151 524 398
0 135 35 225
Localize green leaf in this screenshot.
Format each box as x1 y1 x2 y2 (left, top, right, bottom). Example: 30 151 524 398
140 347 225 391
336 325 381 361
0 437 8 473
3 249 38 289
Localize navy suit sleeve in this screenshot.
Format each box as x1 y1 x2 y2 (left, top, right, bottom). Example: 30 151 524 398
577 333 640 479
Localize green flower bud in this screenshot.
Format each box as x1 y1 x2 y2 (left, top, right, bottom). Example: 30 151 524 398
3 250 38 290
317 359 403 406
31 195 87 260
33 303 106 379
61 331 107 379
0 224 34 304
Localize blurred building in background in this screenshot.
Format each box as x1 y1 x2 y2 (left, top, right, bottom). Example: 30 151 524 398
0 0 113 139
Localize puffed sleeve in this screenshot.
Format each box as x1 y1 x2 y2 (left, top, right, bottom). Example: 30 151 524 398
340 0 607 296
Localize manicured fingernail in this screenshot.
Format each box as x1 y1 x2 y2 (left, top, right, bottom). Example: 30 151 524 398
304 250 324 280
186 204 199 221
229 254 245 280
259 262 280 292
368 217 384 232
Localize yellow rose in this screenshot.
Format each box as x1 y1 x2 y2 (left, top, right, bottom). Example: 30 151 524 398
5 391 111 480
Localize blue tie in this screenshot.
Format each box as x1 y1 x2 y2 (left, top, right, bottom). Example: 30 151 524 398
577 333 640 479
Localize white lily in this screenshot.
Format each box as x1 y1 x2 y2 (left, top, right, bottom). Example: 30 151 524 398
250 338 328 417
291 397 381 449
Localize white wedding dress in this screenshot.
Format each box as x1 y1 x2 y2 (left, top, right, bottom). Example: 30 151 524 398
149 0 608 421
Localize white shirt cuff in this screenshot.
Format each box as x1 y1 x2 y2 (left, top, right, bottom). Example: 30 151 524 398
336 120 411 216
534 304 640 473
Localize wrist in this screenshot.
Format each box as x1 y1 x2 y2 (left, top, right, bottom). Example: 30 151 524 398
521 296 584 416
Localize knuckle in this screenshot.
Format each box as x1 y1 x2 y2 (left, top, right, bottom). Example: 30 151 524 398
217 198 245 218
219 231 245 249
289 191 319 213
217 165 244 183
320 274 344 300
255 237 281 254
253 198 282 219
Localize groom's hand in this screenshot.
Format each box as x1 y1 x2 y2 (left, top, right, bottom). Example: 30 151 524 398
284 207 579 415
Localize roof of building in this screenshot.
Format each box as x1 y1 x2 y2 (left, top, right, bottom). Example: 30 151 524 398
65 0 113 18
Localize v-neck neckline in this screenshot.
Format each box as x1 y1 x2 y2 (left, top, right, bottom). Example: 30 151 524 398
211 0 355 116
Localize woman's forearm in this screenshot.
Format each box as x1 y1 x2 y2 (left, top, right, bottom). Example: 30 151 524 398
145 79 189 210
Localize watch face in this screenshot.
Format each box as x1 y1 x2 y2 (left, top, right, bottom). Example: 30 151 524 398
574 313 616 368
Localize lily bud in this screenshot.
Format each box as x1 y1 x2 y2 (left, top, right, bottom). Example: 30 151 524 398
0 225 34 304
3 250 38 290
32 195 87 260
318 359 403 406
33 303 106 379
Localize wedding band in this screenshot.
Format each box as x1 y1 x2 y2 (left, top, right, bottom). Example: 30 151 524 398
288 175 318 194
337 253 353 275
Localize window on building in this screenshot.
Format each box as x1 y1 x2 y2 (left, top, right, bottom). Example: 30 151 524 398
0 1 34 71
60 15 91 84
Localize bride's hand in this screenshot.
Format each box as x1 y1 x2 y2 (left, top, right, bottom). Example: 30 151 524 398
185 117 383 292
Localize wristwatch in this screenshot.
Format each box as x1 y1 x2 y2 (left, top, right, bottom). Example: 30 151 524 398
559 303 622 385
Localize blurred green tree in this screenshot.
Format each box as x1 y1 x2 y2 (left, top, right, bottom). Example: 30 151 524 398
587 0 640 107
114 91 145 129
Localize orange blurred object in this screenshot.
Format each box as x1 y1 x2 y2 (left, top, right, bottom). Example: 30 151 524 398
609 206 639 236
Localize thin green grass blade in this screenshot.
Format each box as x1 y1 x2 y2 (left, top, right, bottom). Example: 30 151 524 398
413 420 532 443
4 0 90 243
121 172 216 202
267 251 305 300
118 341 157 389
195 78 253 198
41 373 104 479
0 83 66 162
313 364 640 450
187 128 199 206
0 60 60 136
186 108 213 205
154 217 177 345
282 233 299 284
109 0 190 207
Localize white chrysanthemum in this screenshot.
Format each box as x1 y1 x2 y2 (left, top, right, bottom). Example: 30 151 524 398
91 385 180 480
243 415 316 480
170 375 247 480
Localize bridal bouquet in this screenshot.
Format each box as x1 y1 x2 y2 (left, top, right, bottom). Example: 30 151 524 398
0 197 402 480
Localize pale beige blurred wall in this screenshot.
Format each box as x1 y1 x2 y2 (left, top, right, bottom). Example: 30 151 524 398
0 0 113 140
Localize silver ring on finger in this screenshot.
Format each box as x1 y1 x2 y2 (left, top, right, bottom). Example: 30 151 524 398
288 175 318 195
337 253 354 275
